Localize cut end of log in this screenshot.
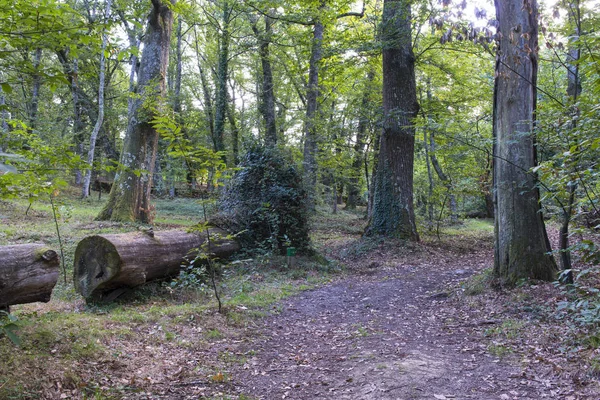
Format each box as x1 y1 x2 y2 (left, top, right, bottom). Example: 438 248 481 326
73 236 123 298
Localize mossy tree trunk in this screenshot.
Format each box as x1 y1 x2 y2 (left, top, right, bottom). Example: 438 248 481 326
97 0 175 223
213 0 232 162
364 0 419 240
302 15 324 210
493 0 557 282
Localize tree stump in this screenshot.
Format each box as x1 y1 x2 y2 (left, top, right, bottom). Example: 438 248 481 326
0 244 60 309
73 228 238 299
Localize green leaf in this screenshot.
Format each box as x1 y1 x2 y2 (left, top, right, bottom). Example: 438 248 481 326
1 82 12 94
3 326 22 347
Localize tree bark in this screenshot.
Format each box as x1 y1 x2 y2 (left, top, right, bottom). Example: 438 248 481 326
0 244 59 308
83 0 112 199
424 128 435 229
97 0 175 223
559 0 582 280
302 17 324 210
367 130 380 220
252 15 278 146
73 228 239 299
493 0 557 282
56 51 88 185
28 48 43 131
0 86 7 152
227 88 239 165
214 0 232 161
193 27 215 145
364 0 419 240
346 71 374 210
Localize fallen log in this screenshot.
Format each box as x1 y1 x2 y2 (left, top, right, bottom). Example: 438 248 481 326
73 228 239 299
0 244 60 309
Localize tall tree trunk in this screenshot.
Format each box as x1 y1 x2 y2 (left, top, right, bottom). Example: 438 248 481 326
302 17 324 210
493 0 557 282
174 16 183 116
559 0 582 281
56 51 86 185
0 84 7 152
83 0 112 199
483 151 494 217
227 88 239 165
424 129 435 230
116 8 144 117
193 27 215 143
214 0 232 160
71 59 85 186
127 40 140 117
97 0 175 223
346 70 374 210
424 83 458 223
252 15 277 146
364 0 419 240
28 48 43 130
367 130 380 220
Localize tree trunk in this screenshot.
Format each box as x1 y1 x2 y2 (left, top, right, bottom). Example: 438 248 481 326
346 71 374 210
28 48 43 130
559 0 582 281
0 244 59 308
365 0 419 240
73 228 239 299
252 15 278 146
482 151 494 218
193 27 215 145
70 58 84 186
214 0 232 161
493 0 557 282
227 89 239 165
83 0 112 199
302 17 324 210
97 0 175 223
424 129 435 230
367 130 380 220
0 85 7 152
56 51 86 186
425 82 458 224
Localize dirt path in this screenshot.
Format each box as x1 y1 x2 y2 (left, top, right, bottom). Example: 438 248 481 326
166 235 595 400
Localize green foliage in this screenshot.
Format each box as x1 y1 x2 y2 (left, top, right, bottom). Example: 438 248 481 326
152 110 227 185
0 120 84 201
462 268 493 296
555 247 600 327
170 257 214 291
213 145 311 254
0 311 21 347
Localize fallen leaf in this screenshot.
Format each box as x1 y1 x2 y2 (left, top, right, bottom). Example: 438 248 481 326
211 372 225 382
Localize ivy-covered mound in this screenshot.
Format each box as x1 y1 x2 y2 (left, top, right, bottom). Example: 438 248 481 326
213 146 311 254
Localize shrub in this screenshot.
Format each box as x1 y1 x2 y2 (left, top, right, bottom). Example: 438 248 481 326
212 146 311 255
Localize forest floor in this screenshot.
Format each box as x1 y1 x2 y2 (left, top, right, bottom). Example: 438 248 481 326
1 195 600 399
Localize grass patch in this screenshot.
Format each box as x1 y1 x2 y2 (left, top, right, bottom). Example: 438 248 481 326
462 268 493 296
484 319 526 340
487 343 512 358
